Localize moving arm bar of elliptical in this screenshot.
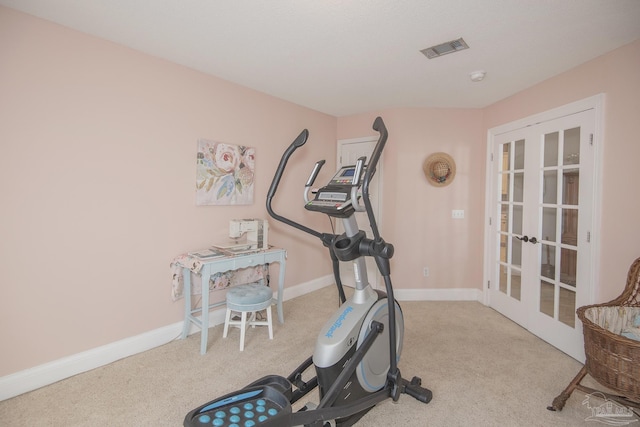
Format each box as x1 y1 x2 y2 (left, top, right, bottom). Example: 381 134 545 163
330 251 347 304
316 321 384 410
361 117 387 242
291 388 390 426
266 128 323 240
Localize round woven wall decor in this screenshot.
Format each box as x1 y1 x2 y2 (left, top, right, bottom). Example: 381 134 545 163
423 152 456 187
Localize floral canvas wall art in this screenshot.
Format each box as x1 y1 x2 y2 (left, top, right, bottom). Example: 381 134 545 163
196 140 255 205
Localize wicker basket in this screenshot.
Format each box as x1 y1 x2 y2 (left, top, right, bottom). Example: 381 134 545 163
579 309 640 402
548 257 640 411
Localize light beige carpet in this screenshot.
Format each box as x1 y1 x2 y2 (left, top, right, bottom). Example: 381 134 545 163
1 285 635 426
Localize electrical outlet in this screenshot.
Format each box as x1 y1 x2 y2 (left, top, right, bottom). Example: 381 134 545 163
452 209 465 219
423 267 429 277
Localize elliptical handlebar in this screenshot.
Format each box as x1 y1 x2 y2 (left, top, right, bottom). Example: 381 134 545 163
266 129 325 240
367 117 388 179
349 157 367 212
362 117 387 242
303 160 326 204
266 128 309 203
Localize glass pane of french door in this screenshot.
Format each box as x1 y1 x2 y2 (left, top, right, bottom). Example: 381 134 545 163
539 127 581 328
497 139 525 302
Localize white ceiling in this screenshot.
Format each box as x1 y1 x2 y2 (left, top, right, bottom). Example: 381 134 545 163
3 0 640 116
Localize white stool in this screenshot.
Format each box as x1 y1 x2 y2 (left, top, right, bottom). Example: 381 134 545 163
223 283 274 351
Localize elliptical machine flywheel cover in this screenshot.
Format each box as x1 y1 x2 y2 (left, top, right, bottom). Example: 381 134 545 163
356 298 404 392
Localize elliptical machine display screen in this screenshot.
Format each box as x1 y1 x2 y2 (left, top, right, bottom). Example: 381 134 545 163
329 166 361 185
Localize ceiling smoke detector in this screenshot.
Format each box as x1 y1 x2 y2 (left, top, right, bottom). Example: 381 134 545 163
421 38 469 59
469 70 486 82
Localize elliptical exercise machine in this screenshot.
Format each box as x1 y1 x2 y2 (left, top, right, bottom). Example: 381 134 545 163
184 117 432 427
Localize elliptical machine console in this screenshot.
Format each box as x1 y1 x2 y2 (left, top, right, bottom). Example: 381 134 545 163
184 117 431 427
304 163 366 218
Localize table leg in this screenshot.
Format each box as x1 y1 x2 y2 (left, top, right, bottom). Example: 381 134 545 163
181 268 192 339
200 268 210 355
277 255 285 324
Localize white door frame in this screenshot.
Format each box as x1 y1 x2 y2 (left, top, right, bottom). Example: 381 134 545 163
483 94 605 309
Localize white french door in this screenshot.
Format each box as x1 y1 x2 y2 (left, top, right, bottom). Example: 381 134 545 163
486 97 602 362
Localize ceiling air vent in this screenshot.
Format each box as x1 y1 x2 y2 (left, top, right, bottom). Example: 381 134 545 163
421 38 469 59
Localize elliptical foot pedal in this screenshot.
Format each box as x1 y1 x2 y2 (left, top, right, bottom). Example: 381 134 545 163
184 384 292 426
245 375 294 400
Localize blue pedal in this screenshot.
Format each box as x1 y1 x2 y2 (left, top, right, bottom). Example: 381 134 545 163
184 385 291 427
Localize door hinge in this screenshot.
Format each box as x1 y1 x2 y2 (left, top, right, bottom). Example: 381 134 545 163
491 153 494 161
487 280 491 289
587 231 591 243
489 217 492 226
590 134 594 146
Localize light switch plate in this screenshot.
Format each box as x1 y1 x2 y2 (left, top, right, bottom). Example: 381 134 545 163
452 209 464 219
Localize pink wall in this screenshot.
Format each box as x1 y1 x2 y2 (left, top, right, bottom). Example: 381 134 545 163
337 108 486 292
0 7 337 376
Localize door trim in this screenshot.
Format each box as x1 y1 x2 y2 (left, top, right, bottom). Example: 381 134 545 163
483 94 604 309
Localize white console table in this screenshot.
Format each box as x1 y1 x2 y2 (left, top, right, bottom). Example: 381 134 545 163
179 247 286 354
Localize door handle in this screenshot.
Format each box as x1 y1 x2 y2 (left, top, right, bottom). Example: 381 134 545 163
515 235 538 244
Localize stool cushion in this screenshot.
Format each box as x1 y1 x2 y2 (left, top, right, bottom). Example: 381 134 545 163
226 283 273 312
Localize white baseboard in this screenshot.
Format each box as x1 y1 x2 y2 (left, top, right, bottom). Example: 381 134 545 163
394 287 483 302
0 278 474 401
0 275 335 401
0 322 185 402
280 274 334 301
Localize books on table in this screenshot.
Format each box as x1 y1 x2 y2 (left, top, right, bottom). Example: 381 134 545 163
188 248 227 260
